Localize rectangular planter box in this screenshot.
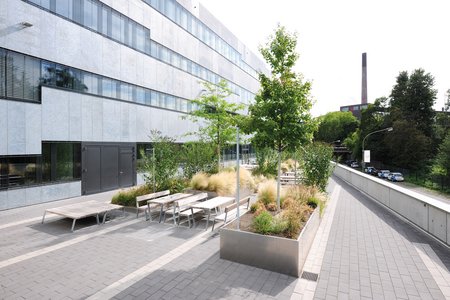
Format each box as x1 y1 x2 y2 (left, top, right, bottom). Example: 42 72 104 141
220 209 321 277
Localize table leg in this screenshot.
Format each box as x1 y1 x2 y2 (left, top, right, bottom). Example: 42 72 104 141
71 219 76 232
159 205 164 223
41 211 47 224
147 202 152 221
205 209 211 230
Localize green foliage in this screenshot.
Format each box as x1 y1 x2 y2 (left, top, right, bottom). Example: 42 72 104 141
181 141 217 179
383 120 431 171
184 80 244 170
111 185 152 207
306 197 319 209
252 211 274 235
315 111 359 143
245 25 316 210
432 134 450 180
390 69 437 138
140 130 180 193
301 143 334 191
252 147 278 176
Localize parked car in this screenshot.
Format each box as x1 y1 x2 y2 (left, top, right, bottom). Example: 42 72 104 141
369 168 379 176
350 161 360 168
378 170 390 179
364 166 374 173
389 172 404 182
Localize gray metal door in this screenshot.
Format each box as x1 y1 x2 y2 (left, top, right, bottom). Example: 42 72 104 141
83 146 101 194
119 147 134 188
101 146 119 190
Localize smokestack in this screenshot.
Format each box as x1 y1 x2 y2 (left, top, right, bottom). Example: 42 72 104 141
361 53 367 104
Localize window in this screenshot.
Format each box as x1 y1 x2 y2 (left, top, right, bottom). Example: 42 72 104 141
0 158 7 190
55 0 72 19
6 156 40 187
55 64 74 89
0 49 6 98
6 52 25 100
42 143 81 183
101 5 111 36
136 86 145 104
111 11 121 41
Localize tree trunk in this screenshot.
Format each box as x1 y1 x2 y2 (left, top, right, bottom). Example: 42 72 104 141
277 150 281 211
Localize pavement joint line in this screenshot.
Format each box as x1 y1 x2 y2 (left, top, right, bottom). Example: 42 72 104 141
0 216 60 230
291 181 342 299
0 218 139 270
86 229 212 300
413 243 450 299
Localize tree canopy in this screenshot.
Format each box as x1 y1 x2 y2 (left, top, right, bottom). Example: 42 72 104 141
315 111 359 143
184 80 244 170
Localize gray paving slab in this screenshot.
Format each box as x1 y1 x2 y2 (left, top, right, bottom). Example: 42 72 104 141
314 176 449 299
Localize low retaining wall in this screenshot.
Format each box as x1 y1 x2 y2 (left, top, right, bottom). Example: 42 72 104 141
333 163 450 246
220 209 321 277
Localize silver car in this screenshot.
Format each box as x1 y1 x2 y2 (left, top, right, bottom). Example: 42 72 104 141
390 172 404 182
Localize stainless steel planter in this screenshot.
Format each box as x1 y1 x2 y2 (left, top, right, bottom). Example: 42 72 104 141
220 208 321 277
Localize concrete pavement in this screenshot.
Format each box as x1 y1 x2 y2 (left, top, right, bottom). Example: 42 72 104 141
0 176 449 299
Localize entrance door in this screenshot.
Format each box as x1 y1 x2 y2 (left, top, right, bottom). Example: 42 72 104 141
119 147 134 188
83 146 101 194
82 143 135 195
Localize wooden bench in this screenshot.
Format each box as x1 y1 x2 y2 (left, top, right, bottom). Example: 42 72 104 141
163 193 208 227
212 196 250 231
135 190 170 220
42 200 124 232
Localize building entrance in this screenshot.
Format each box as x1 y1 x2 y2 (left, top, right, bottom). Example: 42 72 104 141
81 143 135 195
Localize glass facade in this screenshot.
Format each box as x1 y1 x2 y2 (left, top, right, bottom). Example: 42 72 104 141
22 0 256 105
0 143 81 191
1 47 199 113
142 0 259 79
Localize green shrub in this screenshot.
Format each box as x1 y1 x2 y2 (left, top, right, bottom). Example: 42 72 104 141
270 216 288 234
250 202 259 213
111 185 151 207
252 211 273 235
181 142 217 179
301 142 334 191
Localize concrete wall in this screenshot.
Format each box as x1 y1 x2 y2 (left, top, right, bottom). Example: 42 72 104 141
333 164 450 246
0 181 81 210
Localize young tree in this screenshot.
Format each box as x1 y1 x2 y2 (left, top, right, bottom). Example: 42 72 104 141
140 130 180 192
246 25 316 210
184 80 244 171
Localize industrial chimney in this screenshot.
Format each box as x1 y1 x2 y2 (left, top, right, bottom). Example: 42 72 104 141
361 53 367 104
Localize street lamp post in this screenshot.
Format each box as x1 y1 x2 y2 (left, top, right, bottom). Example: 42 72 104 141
362 127 393 169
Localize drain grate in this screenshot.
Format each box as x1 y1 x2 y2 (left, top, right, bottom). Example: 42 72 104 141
301 271 319 282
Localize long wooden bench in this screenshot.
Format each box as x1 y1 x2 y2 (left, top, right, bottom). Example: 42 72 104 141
211 196 250 231
135 190 170 220
163 193 208 227
41 200 124 232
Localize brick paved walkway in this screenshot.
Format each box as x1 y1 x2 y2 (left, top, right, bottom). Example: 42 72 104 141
313 176 450 300
0 177 448 299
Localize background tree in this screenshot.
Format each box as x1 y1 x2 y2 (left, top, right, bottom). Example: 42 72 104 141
431 134 450 189
184 80 244 171
314 111 359 143
246 25 316 210
181 141 217 179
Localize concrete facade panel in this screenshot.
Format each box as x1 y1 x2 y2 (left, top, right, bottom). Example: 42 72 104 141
428 206 447 243
7 188 26 209
25 103 41 154
69 93 82 141
81 96 93 141
41 91 69 141
91 99 103 141
7 101 26 154
25 185 42 206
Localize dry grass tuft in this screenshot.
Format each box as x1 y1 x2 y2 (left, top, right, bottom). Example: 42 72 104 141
190 172 209 190
257 179 278 206
208 171 236 196
239 167 256 190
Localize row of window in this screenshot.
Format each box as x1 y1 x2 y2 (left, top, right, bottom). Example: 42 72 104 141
1 48 201 112
143 0 259 79
23 0 256 105
0 143 81 190
27 0 151 53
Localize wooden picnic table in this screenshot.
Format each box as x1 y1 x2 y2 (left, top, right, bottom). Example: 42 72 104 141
191 196 234 229
147 193 192 222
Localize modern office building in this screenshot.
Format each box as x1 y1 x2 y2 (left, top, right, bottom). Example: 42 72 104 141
0 0 266 209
